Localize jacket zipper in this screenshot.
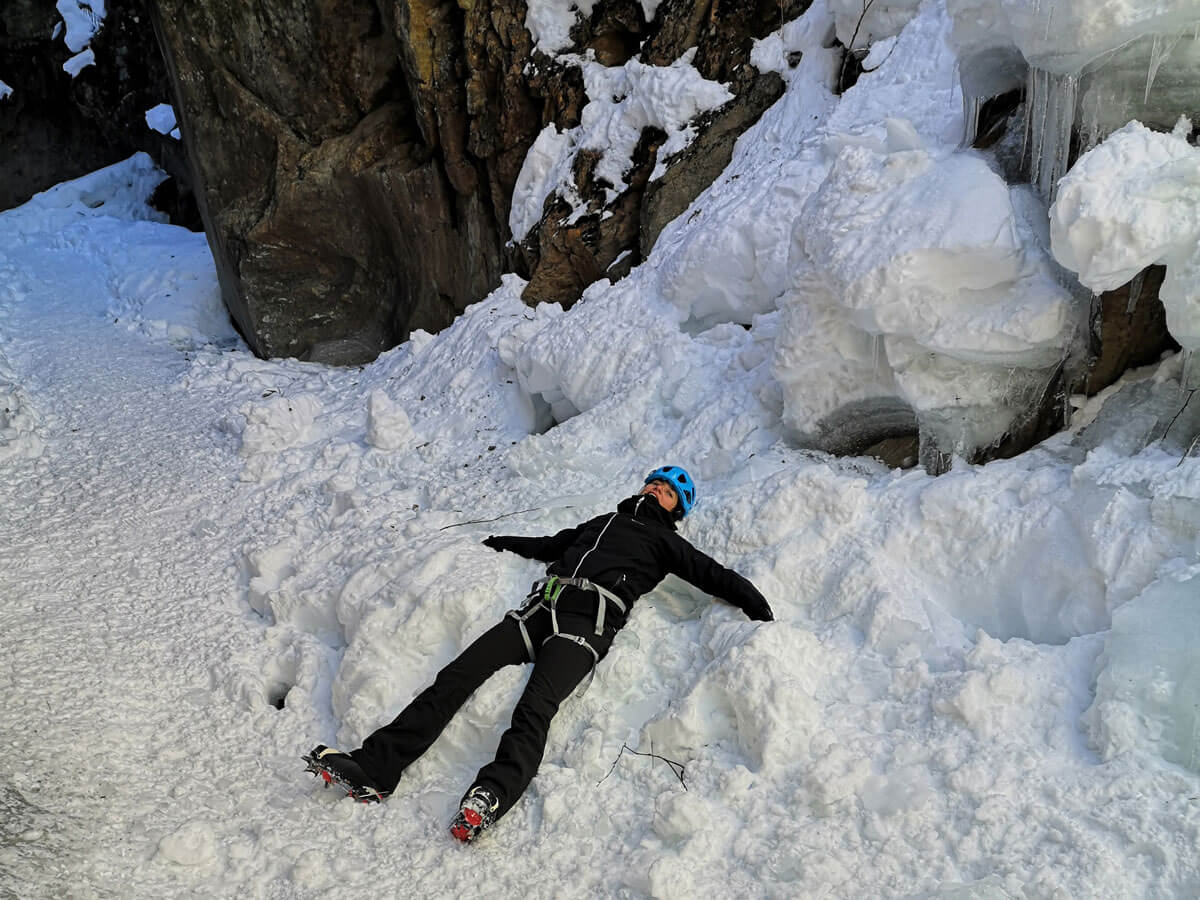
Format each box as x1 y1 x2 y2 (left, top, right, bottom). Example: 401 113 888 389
571 511 619 578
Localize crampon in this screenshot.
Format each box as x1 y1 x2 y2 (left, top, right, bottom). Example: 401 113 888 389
302 745 390 804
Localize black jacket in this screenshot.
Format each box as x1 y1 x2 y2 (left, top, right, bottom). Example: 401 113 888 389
485 494 773 627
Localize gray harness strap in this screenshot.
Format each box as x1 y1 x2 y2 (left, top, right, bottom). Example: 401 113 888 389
506 575 627 691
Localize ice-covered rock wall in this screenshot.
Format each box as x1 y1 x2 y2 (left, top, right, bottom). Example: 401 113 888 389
493 0 1100 471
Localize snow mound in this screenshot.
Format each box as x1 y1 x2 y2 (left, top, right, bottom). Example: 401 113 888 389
1051 119 1200 351
365 390 414 451
155 820 219 867
1 152 167 235
800 142 1072 367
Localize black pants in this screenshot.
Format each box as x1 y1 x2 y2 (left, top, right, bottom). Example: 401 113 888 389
350 604 612 819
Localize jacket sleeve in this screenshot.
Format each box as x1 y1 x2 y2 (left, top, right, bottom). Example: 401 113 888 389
483 520 589 563
665 535 774 621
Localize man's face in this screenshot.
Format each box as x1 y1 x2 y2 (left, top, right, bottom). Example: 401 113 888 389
640 478 678 512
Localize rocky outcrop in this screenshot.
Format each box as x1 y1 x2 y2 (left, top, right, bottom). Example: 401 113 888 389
519 0 800 303
148 0 804 363
0 0 194 223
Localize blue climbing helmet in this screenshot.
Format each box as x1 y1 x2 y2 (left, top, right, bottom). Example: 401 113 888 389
644 465 696 517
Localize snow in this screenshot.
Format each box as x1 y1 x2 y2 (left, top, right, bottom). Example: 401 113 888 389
62 48 95 77
56 0 105 54
829 0 924 48
1051 118 1200 351
0 81 12 102
144 102 180 140
509 125 575 243
524 0 666 55
511 51 734 232
524 0 598 55
5 0 1200 896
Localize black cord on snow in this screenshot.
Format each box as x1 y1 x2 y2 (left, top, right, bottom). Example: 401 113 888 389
1160 388 1196 447
597 743 688 791
437 506 570 531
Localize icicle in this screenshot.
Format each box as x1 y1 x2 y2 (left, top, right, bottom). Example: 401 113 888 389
1182 349 1196 394
1048 73 1078 200
1025 67 1078 199
1078 83 1102 156
1021 69 1034 167
1126 270 1146 316
872 333 884 377
1027 68 1047 190
1043 0 1057 42
962 94 983 147
1145 32 1182 104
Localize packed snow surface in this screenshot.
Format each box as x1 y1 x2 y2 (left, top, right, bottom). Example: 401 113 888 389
6 2 1200 898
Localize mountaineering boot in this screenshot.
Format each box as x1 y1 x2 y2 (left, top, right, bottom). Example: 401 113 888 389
302 745 390 803
449 785 500 843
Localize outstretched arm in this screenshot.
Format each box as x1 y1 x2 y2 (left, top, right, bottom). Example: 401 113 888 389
482 521 588 564
666 536 773 621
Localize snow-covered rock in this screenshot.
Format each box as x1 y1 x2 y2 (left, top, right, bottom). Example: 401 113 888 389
1051 119 1200 351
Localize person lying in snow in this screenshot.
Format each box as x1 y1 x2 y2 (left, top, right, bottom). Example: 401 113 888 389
305 465 773 842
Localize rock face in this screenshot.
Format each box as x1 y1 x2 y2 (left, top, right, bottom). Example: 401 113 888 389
0 0 195 223
148 0 801 363
517 0 793 302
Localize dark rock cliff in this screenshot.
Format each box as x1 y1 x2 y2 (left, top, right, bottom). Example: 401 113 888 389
148 0 804 363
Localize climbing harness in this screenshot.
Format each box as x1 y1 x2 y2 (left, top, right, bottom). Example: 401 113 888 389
506 574 627 692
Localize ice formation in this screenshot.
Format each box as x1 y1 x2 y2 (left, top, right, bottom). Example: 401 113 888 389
504 0 1098 465
948 0 1200 74
1089 567 1200 773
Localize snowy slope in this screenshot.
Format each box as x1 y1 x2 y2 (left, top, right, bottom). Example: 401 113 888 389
4 2 1200 898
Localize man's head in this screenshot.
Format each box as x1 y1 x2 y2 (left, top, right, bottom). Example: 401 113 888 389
641 465 696 518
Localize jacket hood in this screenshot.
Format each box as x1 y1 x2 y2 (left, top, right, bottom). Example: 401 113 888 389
618 493 678 531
